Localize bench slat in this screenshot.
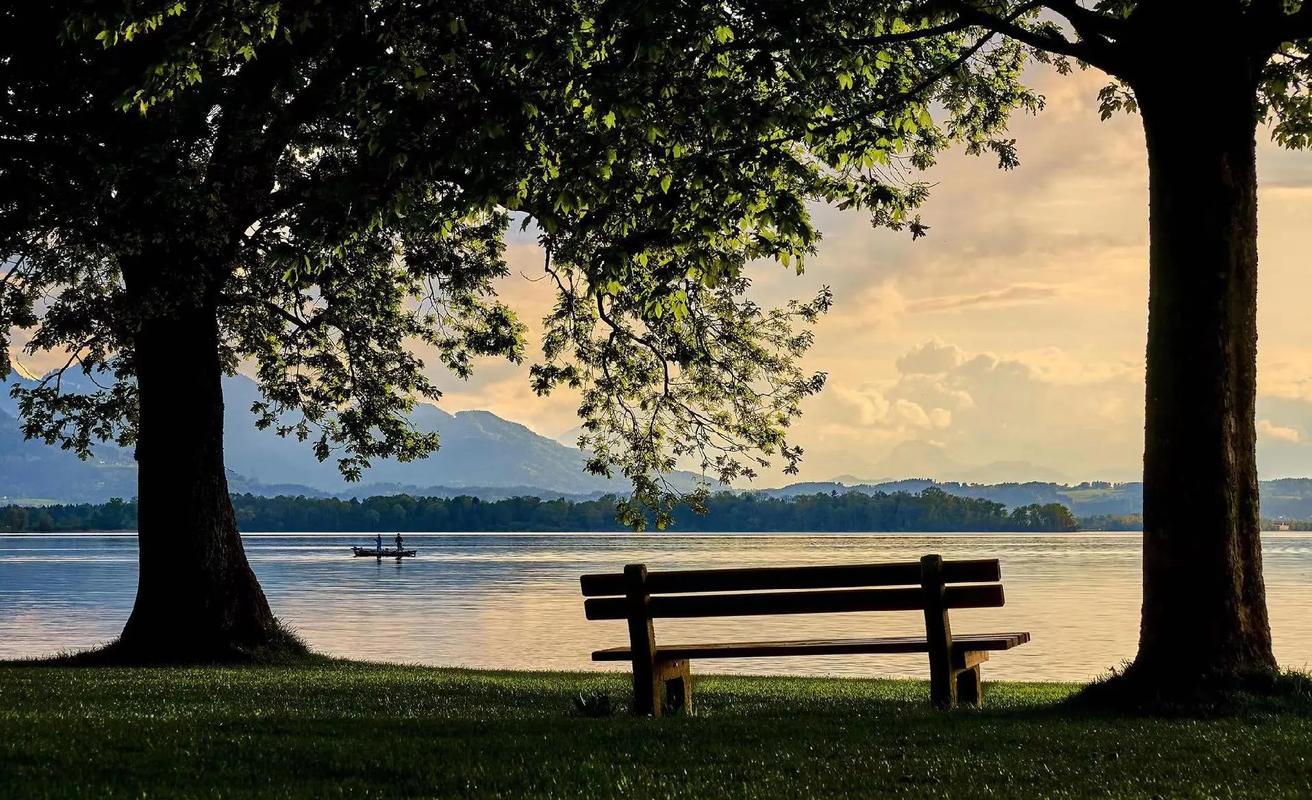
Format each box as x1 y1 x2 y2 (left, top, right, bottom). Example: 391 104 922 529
583 583 1004 621
580 559 1000 597
591 632 1031 661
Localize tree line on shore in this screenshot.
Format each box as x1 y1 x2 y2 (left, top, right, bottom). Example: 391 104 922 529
2 488 1082 533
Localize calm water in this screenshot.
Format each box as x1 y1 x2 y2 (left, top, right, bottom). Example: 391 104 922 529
2 532 1311 681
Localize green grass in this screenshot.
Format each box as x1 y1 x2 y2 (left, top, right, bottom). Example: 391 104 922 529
3 662 1311 798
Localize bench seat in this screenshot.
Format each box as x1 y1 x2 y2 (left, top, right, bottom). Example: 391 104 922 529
592 631 1030 661
581 556 1031 713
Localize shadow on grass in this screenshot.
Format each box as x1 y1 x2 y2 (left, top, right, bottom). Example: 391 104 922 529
1 618 317 667
1066 662 1312 718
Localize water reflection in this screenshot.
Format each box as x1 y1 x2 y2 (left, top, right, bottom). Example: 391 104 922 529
1 532 1310 681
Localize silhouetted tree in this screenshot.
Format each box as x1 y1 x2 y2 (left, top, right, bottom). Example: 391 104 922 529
0 2 846 660
715 0 1307 698
855 0 1306 692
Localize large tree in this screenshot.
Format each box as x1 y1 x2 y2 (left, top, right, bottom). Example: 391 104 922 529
717 0 1308 695
4 0 1023 661
872 0 1310 696
0 1 845 660
554 0 1310 697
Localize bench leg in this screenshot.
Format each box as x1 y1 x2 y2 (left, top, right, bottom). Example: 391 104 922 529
655 658 692 716
928 662 956 709
926 647 959 710
956 665 982 707
632 661 658 716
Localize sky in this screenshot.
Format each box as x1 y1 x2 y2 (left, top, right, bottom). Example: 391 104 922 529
8 65 1312 487
432 65 1312 486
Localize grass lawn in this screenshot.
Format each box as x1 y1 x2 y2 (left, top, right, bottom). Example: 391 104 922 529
2 662 1311 798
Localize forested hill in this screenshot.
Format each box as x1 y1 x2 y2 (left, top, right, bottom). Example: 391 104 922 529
1 488 1079 533
765 478 1312 520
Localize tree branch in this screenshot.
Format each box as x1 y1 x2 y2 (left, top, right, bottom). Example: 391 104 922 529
0 256 26 289
219 292 325 335
945 0 1120 72
1037 1 1124 39
594 292 672 399
802 5 1032 141
34 335 101 393
710 16 972 56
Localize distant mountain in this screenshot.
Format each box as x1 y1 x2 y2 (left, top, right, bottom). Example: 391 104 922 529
761 478 1147 517
0 407 138 503
1254 478 1312 520
555 424 586 448
1 371 710 503
219 374 712 496
9 370 1312 517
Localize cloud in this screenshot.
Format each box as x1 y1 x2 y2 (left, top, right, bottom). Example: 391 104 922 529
837 385 891 427
823 339 1146 481
825 279 908 333
1258 419 1302 444
811 335 1312 484
908 284 1060 313
835 386 951 433
1009 346 1139 386
1259 142 1312 190
1256 396 1312 478
1258 354 1312 404
896 340 964 374
928 407 953 428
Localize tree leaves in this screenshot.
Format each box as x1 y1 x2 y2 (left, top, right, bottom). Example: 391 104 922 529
1 0 1050 527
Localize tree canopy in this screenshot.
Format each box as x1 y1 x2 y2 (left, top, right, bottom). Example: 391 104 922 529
0 0 1049 528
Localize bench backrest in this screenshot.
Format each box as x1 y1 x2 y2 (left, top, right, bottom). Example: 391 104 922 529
581 555 1004 621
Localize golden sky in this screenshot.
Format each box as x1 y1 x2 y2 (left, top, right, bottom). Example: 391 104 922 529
437 66 1312 485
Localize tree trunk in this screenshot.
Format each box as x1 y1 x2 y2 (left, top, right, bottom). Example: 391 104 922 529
114 305 298 661
1129 65 1276 687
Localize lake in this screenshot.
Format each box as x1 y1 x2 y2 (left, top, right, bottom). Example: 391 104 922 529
2 532 1311 681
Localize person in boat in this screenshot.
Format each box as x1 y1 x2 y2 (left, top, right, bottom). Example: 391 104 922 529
375 533 383 552
395 533 404 552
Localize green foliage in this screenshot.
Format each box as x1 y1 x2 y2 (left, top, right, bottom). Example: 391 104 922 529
3 664 1312 798
0 497 135 532
0 1 1048 527
1078 513 1143 532
0 489 1080 532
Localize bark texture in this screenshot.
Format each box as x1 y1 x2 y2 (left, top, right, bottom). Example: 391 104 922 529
1129 61 1276 685
114 304 298 661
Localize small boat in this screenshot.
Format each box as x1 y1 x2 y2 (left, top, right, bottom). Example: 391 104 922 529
352 546 417 558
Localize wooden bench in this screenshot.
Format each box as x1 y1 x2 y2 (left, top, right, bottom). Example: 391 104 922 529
580 554 1029 715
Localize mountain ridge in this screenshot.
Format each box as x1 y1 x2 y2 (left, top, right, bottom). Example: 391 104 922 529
1 371 709 502
7 371 1312 519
